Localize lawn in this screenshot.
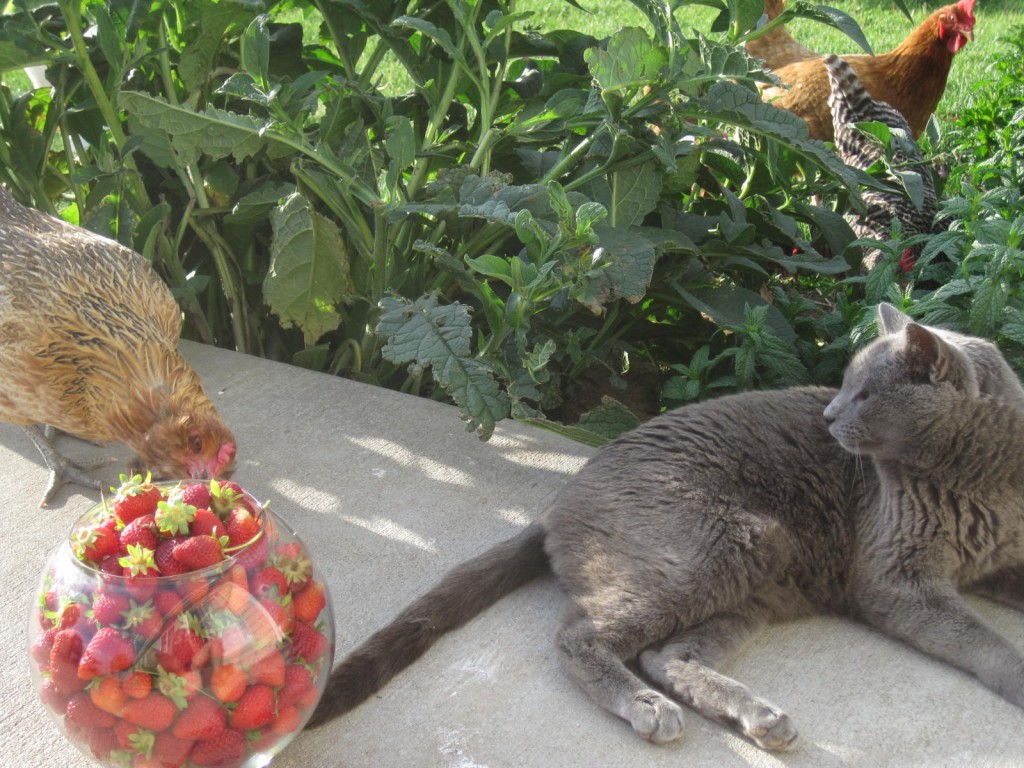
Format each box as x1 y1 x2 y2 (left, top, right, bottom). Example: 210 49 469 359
514 0 1023 122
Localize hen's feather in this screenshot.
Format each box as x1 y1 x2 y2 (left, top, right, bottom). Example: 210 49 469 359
0 185 235 499
825 53 936 271
748 0 976 142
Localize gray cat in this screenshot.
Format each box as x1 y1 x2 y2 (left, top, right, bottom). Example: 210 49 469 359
308 303 1024 750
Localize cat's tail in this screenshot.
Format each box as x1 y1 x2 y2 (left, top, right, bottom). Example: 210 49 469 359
306 521 549 728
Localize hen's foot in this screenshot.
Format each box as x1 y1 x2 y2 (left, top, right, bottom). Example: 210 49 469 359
24 425 115 506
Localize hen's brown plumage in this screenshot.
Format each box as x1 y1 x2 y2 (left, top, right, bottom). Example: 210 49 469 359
747 0 976 142
0 185 235 504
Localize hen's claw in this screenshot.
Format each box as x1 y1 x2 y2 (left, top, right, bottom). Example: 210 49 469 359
24 424 115 506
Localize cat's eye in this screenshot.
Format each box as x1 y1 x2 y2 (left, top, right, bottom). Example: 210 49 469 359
852 390 869 403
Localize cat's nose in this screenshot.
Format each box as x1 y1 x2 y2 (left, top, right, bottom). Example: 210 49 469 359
822 403 837 424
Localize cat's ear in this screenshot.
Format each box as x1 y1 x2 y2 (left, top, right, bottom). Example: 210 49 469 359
904 323 975 391
876 303 912 336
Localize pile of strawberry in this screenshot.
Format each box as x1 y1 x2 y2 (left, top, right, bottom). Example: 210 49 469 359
29 474 333 768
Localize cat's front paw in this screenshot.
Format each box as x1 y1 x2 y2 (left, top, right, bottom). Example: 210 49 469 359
741 705 797 751
628 690 685 744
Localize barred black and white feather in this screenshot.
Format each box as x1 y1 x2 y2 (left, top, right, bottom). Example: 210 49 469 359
825 54 936 271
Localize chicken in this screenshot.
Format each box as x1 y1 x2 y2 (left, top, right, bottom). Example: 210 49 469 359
747 0 976 142
0 185 236 505
825 53 936 271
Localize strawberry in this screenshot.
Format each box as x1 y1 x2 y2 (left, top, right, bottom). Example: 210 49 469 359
91 590 130 627
228 683 275 730
155 497 197 537
234 530 269 571
190 508 224 538
210 662 248 703
155 536 189 577
123 599 164 641
72 515 119 563
181 482 212 510
258 595 294 636
86 726 119 761
39 677 72 714
49 628 87 693
54 601 84 631
153 730 194 768
156 623 206 673
177 573 211 605
157 667 202 709
66 690 117 729
119 542 159 578
121 670 152 699
30 627 57 669
173 535 224 571
247 648 286 687
99 554 123 576
288 620 329 663
272 542 312 593
271 704 302 735
112 472 164 525
122 691 177 731
119 514 159 553
172 694 227 741
249 565 288 599
89 675 127 716
189 728 247 767
224 506 261 548
277 664 314 708
210 479 245 516
78 626 137 679
292 581 326 624
113 715 144 749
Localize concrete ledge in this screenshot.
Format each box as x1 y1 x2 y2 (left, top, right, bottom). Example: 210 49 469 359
4 341 1024 767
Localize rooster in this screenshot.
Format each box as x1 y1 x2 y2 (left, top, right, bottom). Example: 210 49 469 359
747 0 976 142
825 53 937 271
0 185 236 505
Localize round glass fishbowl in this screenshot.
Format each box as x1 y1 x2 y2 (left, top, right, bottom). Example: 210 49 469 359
28 478 335 768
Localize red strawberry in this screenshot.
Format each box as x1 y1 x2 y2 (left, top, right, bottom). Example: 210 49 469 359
277 664 314 708
122 692 177 731
113 716 143 749
258 595 294 636
224 506 261 547
228 684 275 730
155 497 198 537
78 626 137 679
249 566 288 599
123 599 164 641
189 728 247 767
153 730 195 768
39 677 72 714
157 624 206 673
271 704 302 735
155 536 189 576
119 542 159 577
210 663 248 703
49 628 87 693
119 514 159 553
248 648 286 687
112 472 164 525
30 626 57 669
157 667 202 709
273 542 312 593
288 620 329 663
292 581 326 624
181 482 213 510
173 535 224 571
89 675 127 716
98 555 122 576
190 508 224 538
91 590 130 627
72 515 119 563
121 670 152 699
66 689 117 728
234 531 269 571
86 726 118 761
172 694 227 741
55 601 84 631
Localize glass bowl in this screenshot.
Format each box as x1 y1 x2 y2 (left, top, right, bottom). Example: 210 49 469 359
28 478 335 768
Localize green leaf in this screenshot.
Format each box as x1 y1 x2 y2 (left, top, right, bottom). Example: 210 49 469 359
377 296 510 438
585 27 666 92
241 15 271 88
119 92 267 168
265 192 353 345
676 285 798 343
178 0 263 93
575 396 641 440
592 161 662 229
573 225 659 312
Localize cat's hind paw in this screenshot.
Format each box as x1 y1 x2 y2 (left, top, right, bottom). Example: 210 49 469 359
628 690 685 744
742 705 797 751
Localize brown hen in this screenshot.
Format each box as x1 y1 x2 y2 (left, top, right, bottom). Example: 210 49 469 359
747 0 976 142
0 185 236 505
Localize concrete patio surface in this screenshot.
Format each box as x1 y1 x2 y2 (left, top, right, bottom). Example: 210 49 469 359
3 341 1024 768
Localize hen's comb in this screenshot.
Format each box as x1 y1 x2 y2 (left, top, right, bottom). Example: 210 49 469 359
956 0 977 25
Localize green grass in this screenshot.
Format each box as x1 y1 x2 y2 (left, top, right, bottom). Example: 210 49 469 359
514 0 1023 121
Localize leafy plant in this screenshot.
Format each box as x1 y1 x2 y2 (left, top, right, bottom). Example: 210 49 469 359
0 0 949 443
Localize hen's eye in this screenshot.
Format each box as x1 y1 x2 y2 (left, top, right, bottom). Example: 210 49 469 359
189 435 203 454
